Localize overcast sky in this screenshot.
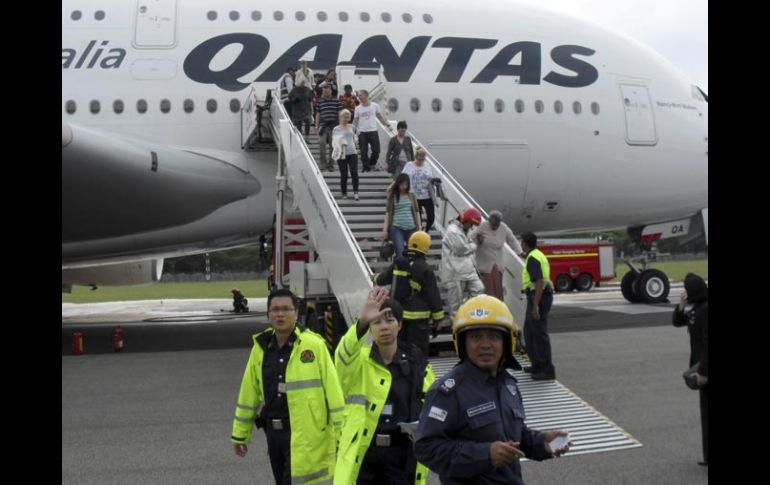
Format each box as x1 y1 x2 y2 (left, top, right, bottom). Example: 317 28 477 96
514 0 708 93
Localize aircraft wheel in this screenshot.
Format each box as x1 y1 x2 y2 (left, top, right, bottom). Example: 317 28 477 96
621 271 642 303
637 269 670 303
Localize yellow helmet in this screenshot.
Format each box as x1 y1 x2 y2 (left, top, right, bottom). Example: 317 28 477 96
453 295 520 368
407 231 431 255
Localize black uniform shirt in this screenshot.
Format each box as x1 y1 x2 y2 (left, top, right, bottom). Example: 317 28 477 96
261 331 297 420
371 345 412 434
526 256 543 282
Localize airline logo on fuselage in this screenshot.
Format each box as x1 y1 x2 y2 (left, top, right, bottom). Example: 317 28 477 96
63 34 599 92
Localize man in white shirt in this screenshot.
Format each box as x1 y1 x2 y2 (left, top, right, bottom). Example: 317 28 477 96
353 89 389 172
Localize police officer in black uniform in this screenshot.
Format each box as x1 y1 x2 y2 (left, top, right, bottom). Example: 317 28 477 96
414 295 571 484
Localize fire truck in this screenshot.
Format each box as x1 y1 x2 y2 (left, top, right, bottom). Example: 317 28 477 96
538 239 616 292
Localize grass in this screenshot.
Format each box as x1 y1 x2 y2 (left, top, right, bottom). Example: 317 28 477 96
610 259 707 283
62 280 272 304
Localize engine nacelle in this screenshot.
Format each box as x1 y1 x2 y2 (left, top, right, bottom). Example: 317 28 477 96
62 259 164 288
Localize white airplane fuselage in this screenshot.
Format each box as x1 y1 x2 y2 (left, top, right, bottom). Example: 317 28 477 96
62 0 707 268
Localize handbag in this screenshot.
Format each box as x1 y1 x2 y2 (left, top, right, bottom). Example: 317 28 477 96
682 362 702 390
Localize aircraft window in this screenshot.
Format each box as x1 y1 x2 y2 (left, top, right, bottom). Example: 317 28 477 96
573 101 582 115
137 99 147 114
230 99 241 113
207 99 218 113
207 11 217 21
494 99 504 113
252 11 262 21
339 12 349 22
474 99 484 113
591 102 600 115
515 100 525 113
410 98 420 112
230 11 240 21
65 100 76 114
361 13 371 22
296 11 306 21
382 13 392 22
534 100 544 113
160 99 171 113
90 100 100 114
432 98 442 112
387 98 399 113
184 99 194 113
423 14 434 24
317 11 327 21
402 13 413 23
113 100 124 114
554 100 563 114
71 11 82 21
453 98 463 112
274 11 284 21
95 10 105 21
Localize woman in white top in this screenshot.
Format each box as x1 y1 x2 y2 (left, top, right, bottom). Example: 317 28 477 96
401 148 435 232
332 110 360 200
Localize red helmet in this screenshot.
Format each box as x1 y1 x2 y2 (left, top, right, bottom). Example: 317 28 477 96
460 208 482 225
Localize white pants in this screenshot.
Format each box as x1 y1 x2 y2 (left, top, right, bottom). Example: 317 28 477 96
443 276 485 318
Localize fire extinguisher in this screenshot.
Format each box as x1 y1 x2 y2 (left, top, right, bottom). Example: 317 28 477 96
112 326 124 353
73 332 83 356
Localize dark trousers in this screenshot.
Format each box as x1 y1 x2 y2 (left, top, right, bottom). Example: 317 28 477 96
338 154 359 195
358 441 412 485
398 318 431 356
264 427 291 485
524 291 554 375
359 131 380 170
283 101 293 119
294 116 311 136
417 198 435 232
700 385 708 463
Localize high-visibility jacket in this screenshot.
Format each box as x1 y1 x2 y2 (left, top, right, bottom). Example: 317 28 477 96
373 253 445 321
232 326 345 485
333 323 436 485
522 248 551 291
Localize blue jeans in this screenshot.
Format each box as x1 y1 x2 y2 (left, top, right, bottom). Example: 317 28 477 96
390 226 415 258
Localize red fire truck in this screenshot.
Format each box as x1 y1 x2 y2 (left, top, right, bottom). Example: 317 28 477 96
538 239 616 292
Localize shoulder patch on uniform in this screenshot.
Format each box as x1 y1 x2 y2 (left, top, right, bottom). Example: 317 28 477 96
506 384 518 397
428 406 448 422
300 350 315 363
467 401 496 417
439 378 456 394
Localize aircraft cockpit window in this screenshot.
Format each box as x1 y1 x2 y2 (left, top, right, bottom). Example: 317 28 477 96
230 11 240 21
95 11 105 21
402 13 413 23
573 101 582 115
160 99 171 113
207 11 217 21
423 14 433 23
137 99 147 114
71 10 82 21
382 13 392 22
692 85 708 102
207 99 218 113
432 98 442 112
453 98 463 112
113 100 124 114
339 12 349 22
515 100 525 113
387 98 399 113
554 100 563 114
90 100 100 114
317 12 327 21
410 98 420 112
474 99 484 113
230 99 241 113
361 13 371 22
274 11 284 21
184 99 194 113
65 100 76 114
494 99 504 113
534 100 544 113
296 12 306 21
252 11 262 21
591 102 600 115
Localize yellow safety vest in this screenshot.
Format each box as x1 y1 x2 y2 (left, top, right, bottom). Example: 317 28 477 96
522 248 551 291
333 323 435 485
232 326 345 485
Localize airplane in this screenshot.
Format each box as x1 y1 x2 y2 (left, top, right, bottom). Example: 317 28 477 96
62 0 708 304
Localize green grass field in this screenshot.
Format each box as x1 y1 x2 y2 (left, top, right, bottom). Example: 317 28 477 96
610 259 707 283
62 280 272 304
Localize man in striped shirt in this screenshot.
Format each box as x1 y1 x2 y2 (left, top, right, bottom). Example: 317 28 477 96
315 85 343 171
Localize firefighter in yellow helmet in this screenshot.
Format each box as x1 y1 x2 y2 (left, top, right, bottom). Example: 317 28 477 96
414 295 571 484
373 231 445 355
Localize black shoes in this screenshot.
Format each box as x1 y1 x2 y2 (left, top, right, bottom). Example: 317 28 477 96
531 372 556 381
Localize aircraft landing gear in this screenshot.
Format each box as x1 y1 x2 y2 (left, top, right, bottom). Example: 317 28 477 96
620 257 671 304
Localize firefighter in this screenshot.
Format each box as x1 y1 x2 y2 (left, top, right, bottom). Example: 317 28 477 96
231 288 249 313
334 287 436 485
440 208 485 319
520 232 556 380
414 295 571 484
373 231 445 355
232 289 345 485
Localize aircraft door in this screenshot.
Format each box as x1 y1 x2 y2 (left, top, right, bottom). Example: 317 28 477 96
133 0 178 49
620 83 657 146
